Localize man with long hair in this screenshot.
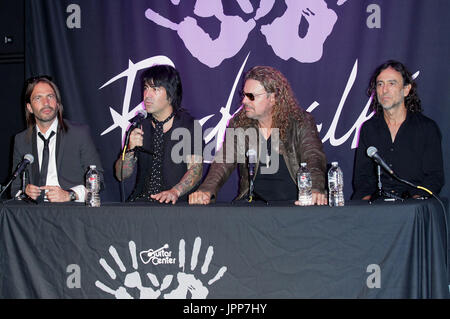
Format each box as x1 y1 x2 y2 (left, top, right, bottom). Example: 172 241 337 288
189 66 327 205
352 60 444 200
115 65 203 204
12 76 104 202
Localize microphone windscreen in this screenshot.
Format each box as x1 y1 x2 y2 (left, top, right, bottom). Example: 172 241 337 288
138 109 148 119
366 146 377 158
24 153 34 164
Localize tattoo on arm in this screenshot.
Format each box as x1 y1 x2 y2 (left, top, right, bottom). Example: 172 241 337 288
115 152 137 180
173 155 203 197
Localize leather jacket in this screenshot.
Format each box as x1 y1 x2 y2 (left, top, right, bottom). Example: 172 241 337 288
198 110 327 201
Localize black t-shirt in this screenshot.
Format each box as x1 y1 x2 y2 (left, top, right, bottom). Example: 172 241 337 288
129 109 203 202
253 136 298 201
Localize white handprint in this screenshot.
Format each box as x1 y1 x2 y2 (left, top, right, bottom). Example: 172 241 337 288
95 241 173 299
164 237 227 299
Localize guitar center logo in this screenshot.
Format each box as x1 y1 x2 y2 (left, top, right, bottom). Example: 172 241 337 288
139 244 176 265
95 237 227 299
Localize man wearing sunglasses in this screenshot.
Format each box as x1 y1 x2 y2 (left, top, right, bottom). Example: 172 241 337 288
189 66 327 205
11 76 104 202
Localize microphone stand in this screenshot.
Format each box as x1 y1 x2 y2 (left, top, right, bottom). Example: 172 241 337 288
16 170 38 204
0 178 14 200
369 165 403 204
119 123 139 202
119 123 154 202
0 170 37 204
0 170 21 201
246 179 268 205
243 164 268 205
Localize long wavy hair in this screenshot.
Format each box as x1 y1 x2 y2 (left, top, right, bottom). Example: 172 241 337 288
24 76 67 133
233 66 305 144
367 60 422 114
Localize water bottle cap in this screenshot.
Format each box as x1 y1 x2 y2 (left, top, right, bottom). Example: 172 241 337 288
331 161 338 166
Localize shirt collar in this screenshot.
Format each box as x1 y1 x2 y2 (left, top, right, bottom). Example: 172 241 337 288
36 117 59 138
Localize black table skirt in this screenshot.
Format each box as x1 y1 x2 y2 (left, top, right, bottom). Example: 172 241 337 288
1 199 448 298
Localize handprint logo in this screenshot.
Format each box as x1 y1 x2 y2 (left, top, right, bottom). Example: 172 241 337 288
145 0 257 68
260 0 338 63
95 237 227 299
164 237 227 299
95 241 174 299
145 0 350 67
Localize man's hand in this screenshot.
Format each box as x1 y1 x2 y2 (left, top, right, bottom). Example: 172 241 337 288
188 191 212 205
40 185 71 202
311 191 327 205
294 191 327 206
129 127 144 150
25 184 42 200
151 188 180 204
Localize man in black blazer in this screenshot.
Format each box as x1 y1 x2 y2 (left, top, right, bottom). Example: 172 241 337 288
11 75 104 202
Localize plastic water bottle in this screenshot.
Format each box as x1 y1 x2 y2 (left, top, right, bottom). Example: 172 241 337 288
328 161 344 207
297 162 312 206
85 165 100 207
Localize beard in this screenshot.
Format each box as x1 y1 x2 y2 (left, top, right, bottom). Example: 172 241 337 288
35 105 58 123
380 99 402 111
378 87 406 112
243 104 256 118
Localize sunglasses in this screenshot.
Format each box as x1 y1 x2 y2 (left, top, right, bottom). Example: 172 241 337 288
25 75 53 84
240 91 267 101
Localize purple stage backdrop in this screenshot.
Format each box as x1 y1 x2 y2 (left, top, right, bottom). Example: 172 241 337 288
22 0 450 202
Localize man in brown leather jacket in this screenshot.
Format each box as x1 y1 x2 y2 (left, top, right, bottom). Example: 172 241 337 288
189 66 327 205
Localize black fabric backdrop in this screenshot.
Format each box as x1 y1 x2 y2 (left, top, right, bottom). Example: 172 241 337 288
11 0 449 202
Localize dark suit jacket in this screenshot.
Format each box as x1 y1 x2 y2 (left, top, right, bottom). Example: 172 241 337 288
11 120 104 197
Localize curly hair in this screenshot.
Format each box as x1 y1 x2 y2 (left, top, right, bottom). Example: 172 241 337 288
367 60 422 114
232 66 305 144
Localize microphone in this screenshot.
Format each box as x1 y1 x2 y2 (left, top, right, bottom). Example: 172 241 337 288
0 153 35 200
246 149 257 177
129 109 147 125
367 146 394 176
121 109 148 161
13 154 34 179
0 154 34 198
